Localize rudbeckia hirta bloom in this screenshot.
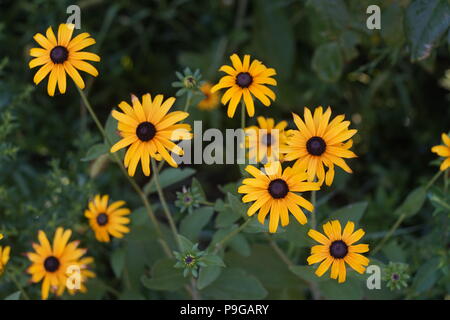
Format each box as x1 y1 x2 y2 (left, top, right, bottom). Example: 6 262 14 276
198 82 219 111
0 246 10 276
245 117 288 163
29 23 100 96
211 54 276 118
27 228 93 300
85 194 131 242
110 94 192 176
307 220 369 283
281 106 357 186
238 162 320 233
431 132 450 171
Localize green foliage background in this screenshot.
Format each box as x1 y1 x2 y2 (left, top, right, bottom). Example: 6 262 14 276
0 0 449 300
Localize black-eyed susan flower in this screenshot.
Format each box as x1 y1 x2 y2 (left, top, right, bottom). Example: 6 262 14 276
110 94 192 176
198 82 219 111
431 132 450 171
238 162 320 233
211 54 276 118
85 194 131 242
245 117 288 163
27 228 92 300
29 23 100 96
0 246 10 276
307 220 369 283
281 106 357 186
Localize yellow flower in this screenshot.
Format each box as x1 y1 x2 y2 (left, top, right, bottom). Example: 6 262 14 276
307 220 369 283
27 228 94 300
58 256 95 296
238 162 320 233
245 117 288 163
29 23 100 96
281 106 357 186
198 82 219 110
211 54 276 118
431 132 450 171
110 94 192 176
0 246 11 276
85 194 131 242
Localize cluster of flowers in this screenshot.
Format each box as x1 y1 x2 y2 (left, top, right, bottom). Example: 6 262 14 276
2 23 448 299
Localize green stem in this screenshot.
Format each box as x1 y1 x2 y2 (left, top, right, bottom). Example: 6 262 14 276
76 87 172 257
372 170 446 255
151 158 182 251
241 100 246 129
310 190 317 229
213 219 252 253
184 91 193 113
6 270 30 300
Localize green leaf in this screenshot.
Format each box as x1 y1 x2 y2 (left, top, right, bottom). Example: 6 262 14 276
201 268 267 299
394 187 427 218
289 265 326 283
227 192 247 218
191 177 206 200
318 277 364 300
178 235 194 252
110 248 126 278
81 143 108 162
228 233 251 257
243 217 286 234
312 42 343 82
197 266 222 290
105 112 120 145
200 254 225 267
215 198 240 228
4 291 21 300
411 257 440 294
141 258 189 291
328 201 368 224
180 207 214 241
277 223 310 247
143 168 196 195
253 0 295 80
406 0 450 61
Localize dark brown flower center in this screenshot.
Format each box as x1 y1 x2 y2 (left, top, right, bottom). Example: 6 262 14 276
268 179 289 199
44 256 60 272
329 240 348 259
136 122 156 142
236 72 253 88
50 46 68 64
96 213 108 226
262 133 275 146
306 136 326 156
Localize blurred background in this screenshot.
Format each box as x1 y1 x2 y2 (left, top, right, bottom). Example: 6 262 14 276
0 0 449 299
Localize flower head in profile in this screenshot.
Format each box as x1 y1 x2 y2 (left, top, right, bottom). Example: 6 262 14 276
238 162 320 233
0 246 11 276
110 94 192 176
85 194 131 242
431 132 450 171
282 107 357 186
27 228 94 299
198 82 219 111
245 117 288 163
29 23 100 96
307 220 369 283
211 54 276 118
